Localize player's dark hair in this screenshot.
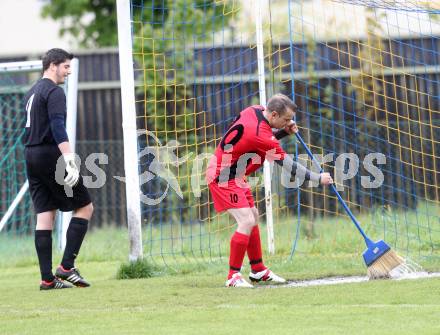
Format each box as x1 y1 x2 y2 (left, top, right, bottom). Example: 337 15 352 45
267 93 298 115
42 48 74 71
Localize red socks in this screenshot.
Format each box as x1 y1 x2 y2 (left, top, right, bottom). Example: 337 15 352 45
228 231 250 279
247 225 266 272
228 226 268 279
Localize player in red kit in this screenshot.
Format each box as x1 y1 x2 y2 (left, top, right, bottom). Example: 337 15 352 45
206 94 333 287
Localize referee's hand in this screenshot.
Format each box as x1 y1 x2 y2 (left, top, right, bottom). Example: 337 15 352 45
63 154 80 187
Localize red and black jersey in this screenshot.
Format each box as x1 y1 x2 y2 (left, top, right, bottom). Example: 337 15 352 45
207 105 286 183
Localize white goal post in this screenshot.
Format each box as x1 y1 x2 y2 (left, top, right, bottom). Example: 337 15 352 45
255 0 275 255
0 59 79 250
116 0 143 261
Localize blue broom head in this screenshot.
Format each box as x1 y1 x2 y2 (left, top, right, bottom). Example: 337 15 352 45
362 240 391 266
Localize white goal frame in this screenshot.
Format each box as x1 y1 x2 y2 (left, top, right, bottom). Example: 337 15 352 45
115 0 277 259
117 0 143 261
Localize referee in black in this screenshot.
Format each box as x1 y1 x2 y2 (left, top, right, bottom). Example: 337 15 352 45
24 48 93 290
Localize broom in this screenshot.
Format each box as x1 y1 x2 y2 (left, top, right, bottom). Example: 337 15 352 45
295 132 404 279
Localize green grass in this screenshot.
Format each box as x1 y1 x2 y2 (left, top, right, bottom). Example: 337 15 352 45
1 260 440 335
1 206 440 334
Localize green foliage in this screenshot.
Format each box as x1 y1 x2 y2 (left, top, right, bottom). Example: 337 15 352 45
40 0 232 49
132 1 235 225
41 0 118 47
116 259 161 279
133 0 234 140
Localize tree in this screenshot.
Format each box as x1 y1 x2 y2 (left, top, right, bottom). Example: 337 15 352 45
41 0 118 48
129 1 235 223
133 0 232 141
41 0 234 48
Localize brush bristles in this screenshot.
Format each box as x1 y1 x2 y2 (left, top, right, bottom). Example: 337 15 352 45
367 250 405 280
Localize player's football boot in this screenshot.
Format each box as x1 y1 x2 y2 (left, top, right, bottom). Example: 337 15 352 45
225 272 254 288
40 277 73 290
55 266 91 287
249 269 286 283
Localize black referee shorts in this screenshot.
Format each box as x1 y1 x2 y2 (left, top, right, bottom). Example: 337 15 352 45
25 144 92 214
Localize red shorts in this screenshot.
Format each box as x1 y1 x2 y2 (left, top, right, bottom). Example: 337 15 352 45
208 180 255 212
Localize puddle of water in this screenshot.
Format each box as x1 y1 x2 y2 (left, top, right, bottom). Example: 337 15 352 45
264 272 440 288
264 258 440 288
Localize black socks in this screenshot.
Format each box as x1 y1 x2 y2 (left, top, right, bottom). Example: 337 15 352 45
35 230 54 282
61 217 89 270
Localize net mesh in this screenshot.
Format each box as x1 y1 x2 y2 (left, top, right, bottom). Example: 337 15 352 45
127 0 440 266
0 68 36 234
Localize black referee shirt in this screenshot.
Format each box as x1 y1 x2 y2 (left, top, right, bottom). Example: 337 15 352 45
23 78 68 146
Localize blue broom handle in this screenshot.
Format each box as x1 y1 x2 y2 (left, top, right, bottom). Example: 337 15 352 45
294 132 373 245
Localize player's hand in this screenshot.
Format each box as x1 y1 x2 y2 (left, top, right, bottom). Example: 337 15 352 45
319 172 333 185
285 120 298 135
63 153 79 187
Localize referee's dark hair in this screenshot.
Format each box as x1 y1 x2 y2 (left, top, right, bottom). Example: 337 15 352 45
267 93 298 115
42 48 74 71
